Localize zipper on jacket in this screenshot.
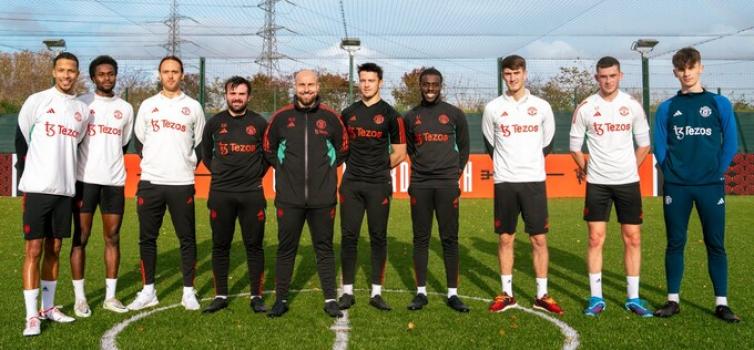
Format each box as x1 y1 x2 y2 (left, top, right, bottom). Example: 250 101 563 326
304 112 309 204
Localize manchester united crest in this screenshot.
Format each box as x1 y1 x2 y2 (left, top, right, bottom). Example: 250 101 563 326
181 107 191 116
316 119 327 129
373 114 384 125
114 110 123 119
438 114 449 124
246 125 256 135
619 106 630 116
527 107 538 116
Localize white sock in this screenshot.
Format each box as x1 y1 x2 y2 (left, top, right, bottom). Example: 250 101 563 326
447 288 458 298
23 289 39 319
626 276 640 299
536 278 548 299
105 278 117 300
72 279 86 301
371 284 382 297
215 295 227 299
589 273 603 298
251 295 261 299
342 284 354 295
715 296 728 306
40 280 57 310
142 284 155 295
183 286 195 295
668 293 680 303
501 275 513 296
325 299 336 303
417 286 427 295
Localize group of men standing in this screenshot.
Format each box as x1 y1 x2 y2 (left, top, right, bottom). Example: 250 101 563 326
17 46 739 337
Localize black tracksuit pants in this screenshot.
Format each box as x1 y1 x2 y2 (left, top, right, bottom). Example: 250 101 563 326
339 179 390 286
208 190 266 297
136 181 196 287
274 206 337 300
408 186 460 289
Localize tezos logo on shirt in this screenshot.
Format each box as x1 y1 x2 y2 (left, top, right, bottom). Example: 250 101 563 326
672 125 712 140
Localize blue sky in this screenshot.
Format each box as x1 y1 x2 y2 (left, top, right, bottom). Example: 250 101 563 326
3 0 754 103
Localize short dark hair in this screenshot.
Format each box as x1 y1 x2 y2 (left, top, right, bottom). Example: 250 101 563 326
89 55 118 78
419 67 443 83
501 55 526 71
357 62 383 80
224 76 251 94
672 47 701 70
53 52 79 69
596 56 620 71
159 55 183 73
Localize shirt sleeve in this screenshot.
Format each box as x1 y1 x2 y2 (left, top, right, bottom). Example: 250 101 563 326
133 100 148 144
17 94 37 143
388 107 407 145
653 100 671 166
122 103 134 147
630 100 650 147
455 109 470 173
332 112 349 166
480 102 495 158
404 111 416 157
569 102 587 153
541 102 556 151
193 104 206 148
263 112 282 168
714 95 739 176
200 117 215 171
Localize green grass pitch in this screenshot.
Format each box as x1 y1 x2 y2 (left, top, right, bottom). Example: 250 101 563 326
0 196 752 349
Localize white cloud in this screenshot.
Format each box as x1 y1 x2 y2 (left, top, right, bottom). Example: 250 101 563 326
522 40 588 59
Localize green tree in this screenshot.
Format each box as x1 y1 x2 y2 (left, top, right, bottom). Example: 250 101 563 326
318 71 350 111
249 73 291 114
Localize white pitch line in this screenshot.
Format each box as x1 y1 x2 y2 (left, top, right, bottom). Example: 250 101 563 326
101 288 580 350
379 288 581 350
100 289 318 350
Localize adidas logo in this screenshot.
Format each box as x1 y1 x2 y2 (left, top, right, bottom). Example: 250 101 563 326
717 198 725 205
593 111 601 117
673 110 683 117
46 108 55 114
151 107 159 113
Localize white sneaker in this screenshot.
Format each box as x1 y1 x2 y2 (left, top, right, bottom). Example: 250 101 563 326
23 316 41 336
40 306 75 323
103 298 129 313
181 289 200 310
74 299 91 318
127 290 159 311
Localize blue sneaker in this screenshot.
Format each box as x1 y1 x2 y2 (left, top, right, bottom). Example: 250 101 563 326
625 298 653 318
584 297 606 316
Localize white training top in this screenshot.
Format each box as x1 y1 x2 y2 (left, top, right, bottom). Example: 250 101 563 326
76 93 134 186
481 89 555 183
18 87 90 197
569 90 651 185
134 91 205 185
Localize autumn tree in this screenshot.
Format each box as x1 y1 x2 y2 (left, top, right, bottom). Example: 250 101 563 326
317 71 350 111
529 66 598 112
247 73 291 113
391 67 425 112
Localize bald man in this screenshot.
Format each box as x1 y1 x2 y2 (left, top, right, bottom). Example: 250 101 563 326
263 70 349 318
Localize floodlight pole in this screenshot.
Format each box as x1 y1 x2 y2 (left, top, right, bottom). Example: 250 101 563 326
199 57 206 110
631 39 658 123
497 57 503 96
341 38 361 104
43 39 66 86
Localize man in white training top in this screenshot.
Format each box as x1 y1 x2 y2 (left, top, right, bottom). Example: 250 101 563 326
127 56 206 311
17 52 90 336
569 56 653 317
70 55 134 317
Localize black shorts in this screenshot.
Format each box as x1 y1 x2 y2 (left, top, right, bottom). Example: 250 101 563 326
22 193 72 240
74 181 125 215
494 182 549 234
583 182 642 224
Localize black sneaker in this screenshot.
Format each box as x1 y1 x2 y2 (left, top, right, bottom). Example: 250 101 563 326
267 299 288 318
407 294 428 311
653 301 680 318
338 294 355 310
715 305 741 323
369 295 392 311
250 296 267 313
447 295 470 313
324 300 343 318
202 297 228 314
